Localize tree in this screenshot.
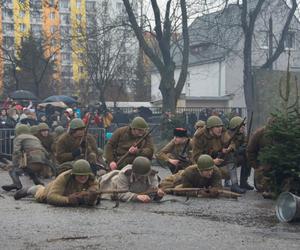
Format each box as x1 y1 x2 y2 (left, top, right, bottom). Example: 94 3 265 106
75 1 137 106
122 0 189 113
238 0 298 116
14 32 58 98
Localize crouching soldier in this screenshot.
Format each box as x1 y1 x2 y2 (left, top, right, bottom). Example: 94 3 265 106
56 118 105 175
2 124 54 192
160 154 222 198
99 156 164 203
14 159 99 206
156 128 192 174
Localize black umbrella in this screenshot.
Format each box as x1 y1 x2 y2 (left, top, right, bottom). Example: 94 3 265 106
43 95 77 104
10 90 38 100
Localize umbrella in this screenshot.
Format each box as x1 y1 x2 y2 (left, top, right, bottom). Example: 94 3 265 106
43 95 77 104
10 90 38 100
38 101 67 109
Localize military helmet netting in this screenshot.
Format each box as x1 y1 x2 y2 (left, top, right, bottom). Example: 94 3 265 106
72 159 92 176
229 116 244 129
195 120 206 129
197 154 215 171
15 124 30 136
30 125 39 135
130 117 148 129
132 156 151 176
38 122 49 131
54 126 65 135
206 116 223 129
70 118 85 130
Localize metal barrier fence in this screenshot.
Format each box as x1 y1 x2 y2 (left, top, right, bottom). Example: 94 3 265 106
0 128 106 158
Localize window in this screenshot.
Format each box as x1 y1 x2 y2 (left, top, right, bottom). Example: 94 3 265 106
50 12 56 20
3 37 14 48
285 31 295 49
19 23 26 32
76 0 81 8
79 66 84 73
62 53 71 62
60 14 70 25
3 8 13 18
20 10 25 18
76 14 81 22
60 0 69 9
50 25 56 33
3 23 14 32
86 1 95 11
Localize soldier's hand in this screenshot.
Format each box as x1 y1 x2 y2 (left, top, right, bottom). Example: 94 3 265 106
129 146 139 154
136 194 151 203
68 193 81 205
168 159 179 166
213 158 224 166
110 161 117 170
83 191 98 206
157 188 165 197
72 148 81 157
208 187 219 198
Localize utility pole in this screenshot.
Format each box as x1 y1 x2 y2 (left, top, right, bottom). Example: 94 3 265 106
268 16 273 70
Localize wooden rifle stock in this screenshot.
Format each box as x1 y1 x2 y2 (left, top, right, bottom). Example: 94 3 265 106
116 126 155 167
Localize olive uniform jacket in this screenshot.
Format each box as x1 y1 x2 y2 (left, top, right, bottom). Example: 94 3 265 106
99 165 160 202
247 126 271 169
105 126 154 168
12 133 49 166
192 127 235 163
160 165 222 189
35 133 55 154
35 170 98 206
56 132 99 164
156 138 192 163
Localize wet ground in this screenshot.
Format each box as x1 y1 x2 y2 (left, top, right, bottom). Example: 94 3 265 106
0 167 299 250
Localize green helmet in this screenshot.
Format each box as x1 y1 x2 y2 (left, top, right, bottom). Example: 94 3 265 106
195 120 205 129
15 124 30 136
30 125 39 135
132 156 151 176
54 126 65 135
72 159 92 176
130 117 148 129
197 154 215 171
229 116 244 130
206 116 223 129
38 122 49 131
69 118 85 130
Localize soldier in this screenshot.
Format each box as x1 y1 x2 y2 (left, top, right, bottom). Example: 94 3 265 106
160 154 222 198
2 124 53 192
35 123 55 155
194 120 206 135
228 116 253 190
29 125 39 136
55 118 103 175
99 156 164 203
51 126 65 156
14 159 99 206
192 115 245 194
247 123 273 198
156 128 192 174
105 116 154 171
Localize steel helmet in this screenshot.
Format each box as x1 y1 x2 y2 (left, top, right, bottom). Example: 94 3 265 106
206 116 223 129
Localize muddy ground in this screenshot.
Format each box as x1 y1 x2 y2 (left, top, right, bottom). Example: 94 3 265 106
0 167 299 250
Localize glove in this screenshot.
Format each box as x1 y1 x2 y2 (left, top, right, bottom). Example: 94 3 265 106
72 148 81 158
83 191 98 206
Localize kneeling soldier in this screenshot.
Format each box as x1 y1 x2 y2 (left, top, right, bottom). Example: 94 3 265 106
14 159 99 206
99 156 164 203
156 128 192 174
160 154 222 198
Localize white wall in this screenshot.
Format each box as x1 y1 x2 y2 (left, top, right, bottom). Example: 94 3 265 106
151 60 226 102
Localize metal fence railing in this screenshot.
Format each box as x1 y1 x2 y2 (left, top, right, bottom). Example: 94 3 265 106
0 128 106 158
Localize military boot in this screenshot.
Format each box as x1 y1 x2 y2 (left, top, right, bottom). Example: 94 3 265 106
240 163 254 190
228 163 246 194
2 168 23 191
14 188 29 200
231 184 246 194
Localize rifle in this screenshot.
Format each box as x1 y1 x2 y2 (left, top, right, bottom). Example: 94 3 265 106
116 126 156 167
80 113 92 160
177 138 191 163
212 117 246 160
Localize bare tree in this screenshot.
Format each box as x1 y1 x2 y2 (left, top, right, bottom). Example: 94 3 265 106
123 0 189 113
74 1 137 107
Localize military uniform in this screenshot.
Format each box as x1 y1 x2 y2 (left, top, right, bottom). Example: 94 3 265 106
2 125 52 192
247 126 272 192
160 165 222 189
156 128 192 174
14 160 99 206
99 164 160 202
105 126 154 169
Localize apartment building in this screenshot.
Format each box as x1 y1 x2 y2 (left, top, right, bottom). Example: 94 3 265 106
0 0 138 98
